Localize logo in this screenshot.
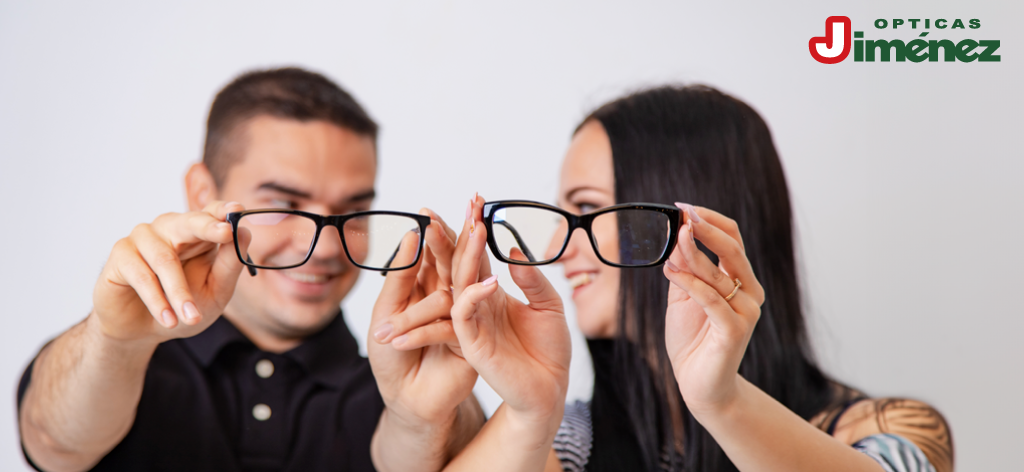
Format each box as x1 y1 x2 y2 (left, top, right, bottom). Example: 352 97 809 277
809 17 1000 64
809 16 852 64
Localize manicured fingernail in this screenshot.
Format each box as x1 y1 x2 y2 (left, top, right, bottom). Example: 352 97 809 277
217 222 231 230
482 275 498 286
373 323 393 341
465 200 472 220
161 309 176 327
182 301 201 322
687 222 695 243
685 206 701 224
391 334 408 347
666 260 680 272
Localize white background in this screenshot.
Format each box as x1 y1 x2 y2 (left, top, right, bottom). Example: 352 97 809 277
1 0 1021 470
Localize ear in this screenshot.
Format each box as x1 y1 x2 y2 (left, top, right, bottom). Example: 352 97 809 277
185 163 218 211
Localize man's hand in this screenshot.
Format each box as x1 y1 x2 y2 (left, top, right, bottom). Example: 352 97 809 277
368 209 482 472
19 200 250 472
92 200 249 343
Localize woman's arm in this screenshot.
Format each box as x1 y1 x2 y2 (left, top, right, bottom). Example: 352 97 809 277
662 204 933 472
691 375 884 472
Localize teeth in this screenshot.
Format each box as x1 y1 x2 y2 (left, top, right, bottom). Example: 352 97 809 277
283 272 330 284
568 273 593 289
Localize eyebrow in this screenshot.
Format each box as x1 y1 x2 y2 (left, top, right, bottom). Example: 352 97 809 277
256 182 377 206
564 186 610 201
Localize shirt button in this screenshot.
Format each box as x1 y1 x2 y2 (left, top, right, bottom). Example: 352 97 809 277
252 403 272 421
255 359 275 378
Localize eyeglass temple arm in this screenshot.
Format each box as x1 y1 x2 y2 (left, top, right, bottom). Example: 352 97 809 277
379 244 402 276
246 255 257 277
493 220 537 263
380 226 423 276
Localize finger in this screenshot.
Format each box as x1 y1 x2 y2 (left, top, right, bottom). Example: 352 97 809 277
391 319 460 352
680 206 764 304
676 203 744 250
450 275 500 346
207 223 250 306
424 208 458 247
663 264 745 335
373 289 453 344
471 195 494 280
423 208 456 289
453 194 490 293
109 239 177 329
131 224 203 326
151 201 245 254
507 248 563 313
372 230 423 323
417 240 439 292
666 222 736 300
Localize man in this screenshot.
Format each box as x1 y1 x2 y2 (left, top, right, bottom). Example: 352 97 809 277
17 67 482 471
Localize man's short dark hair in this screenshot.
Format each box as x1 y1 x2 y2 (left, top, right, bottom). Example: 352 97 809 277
202 67 378 186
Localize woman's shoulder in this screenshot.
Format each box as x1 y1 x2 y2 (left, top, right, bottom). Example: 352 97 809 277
813 394 953 472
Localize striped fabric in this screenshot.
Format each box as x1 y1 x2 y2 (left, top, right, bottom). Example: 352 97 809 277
852 434 937 472
553 404 937 472
553 401 592 472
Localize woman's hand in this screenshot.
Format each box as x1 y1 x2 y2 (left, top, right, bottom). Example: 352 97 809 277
662 204 766 418
452 196 571 429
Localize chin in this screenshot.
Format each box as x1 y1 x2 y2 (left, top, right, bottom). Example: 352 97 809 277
268 304 339 335
575 309 616 339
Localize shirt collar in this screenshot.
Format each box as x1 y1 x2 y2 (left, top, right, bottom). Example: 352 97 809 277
181 310 362 389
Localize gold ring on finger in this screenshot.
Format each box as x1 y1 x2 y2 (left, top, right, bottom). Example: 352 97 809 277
724 278 742 302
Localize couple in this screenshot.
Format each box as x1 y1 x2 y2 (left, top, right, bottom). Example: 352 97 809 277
17 67 951 472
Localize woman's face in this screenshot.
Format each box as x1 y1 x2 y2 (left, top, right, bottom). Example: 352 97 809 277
556 120 620 338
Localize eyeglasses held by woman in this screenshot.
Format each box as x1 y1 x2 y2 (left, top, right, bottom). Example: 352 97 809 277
481 200 680 268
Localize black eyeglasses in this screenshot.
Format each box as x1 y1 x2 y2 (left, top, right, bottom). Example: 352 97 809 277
482 200 680 268
227 209 431 276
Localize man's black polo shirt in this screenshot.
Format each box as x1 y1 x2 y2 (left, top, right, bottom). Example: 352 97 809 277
18 311 384 472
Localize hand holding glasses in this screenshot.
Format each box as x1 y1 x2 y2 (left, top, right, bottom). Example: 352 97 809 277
482 200 681 268
226 209 431 276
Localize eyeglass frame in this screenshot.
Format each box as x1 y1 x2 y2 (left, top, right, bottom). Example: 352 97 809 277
481 200 681 268
226 209 432 276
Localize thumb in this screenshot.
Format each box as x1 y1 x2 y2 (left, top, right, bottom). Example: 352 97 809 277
209 225 249 307
507 248 562 313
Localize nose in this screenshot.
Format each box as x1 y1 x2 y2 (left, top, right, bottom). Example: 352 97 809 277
555 227 592 264
310 224 345 262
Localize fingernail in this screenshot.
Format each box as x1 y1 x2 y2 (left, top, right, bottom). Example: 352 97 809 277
391 334 408 347
373 323 393 341
161 309 176 327
217 222 231 230
182 301 201 322
482 275 498 286
226 202 240 209
474 191 478 202
665 260 680 272
685 206 701 224
687 222 695 244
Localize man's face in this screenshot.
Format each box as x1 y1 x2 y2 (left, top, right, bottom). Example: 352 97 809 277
216 115 377 340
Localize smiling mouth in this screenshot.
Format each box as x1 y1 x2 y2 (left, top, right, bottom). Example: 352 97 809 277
568 272 596 289
282 272 332 284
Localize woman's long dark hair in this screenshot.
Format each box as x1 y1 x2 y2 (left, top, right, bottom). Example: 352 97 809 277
581 85 845 471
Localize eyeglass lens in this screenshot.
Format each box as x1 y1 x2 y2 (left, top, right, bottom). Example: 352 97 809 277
590 209 671 266
490 206 671 266
237 212 422 270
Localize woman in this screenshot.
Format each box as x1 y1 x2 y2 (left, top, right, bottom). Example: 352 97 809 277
382 85 953 471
